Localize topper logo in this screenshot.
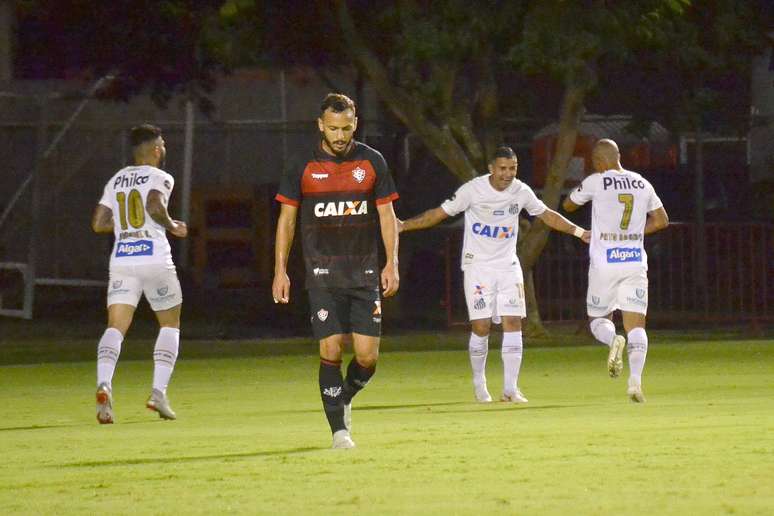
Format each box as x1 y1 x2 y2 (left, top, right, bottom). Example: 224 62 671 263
314 201 368 217
472 223 514 239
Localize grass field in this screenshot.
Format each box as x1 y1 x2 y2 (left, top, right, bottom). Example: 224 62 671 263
1 332 773 515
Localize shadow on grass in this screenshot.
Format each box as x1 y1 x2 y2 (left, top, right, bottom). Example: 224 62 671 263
272 401 469 415
439 403 597 414
62 446 321 468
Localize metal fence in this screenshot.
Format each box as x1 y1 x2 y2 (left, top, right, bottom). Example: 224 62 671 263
444 222 774 325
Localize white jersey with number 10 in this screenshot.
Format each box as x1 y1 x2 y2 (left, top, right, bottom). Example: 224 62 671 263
98 165 175 268
569 169 663 271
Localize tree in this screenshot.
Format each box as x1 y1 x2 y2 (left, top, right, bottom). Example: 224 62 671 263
584 0 771 314
334 0 691 334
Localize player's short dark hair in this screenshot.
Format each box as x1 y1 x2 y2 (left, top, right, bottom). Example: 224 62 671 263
130 124 162 148
320 93 356 115
491 146 517 162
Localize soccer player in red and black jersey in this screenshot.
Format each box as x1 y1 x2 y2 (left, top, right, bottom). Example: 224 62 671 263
273 93 400 449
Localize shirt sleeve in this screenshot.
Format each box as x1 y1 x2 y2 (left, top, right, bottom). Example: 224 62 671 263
521 184 548 216
275 158 303 207
440 182 473 217
98 183 111 208
569 174 596 206
148 171 174 201
372 151 399 205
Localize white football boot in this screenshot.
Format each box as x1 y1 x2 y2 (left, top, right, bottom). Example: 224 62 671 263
501 390 529 404
608 335 626 378
627 381 646 403
474 382 492 403
96 382 114 424
146 389 177 420
332 429 356 449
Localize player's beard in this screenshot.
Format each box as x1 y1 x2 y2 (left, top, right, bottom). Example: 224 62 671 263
321 132 351 157
157 148 166 169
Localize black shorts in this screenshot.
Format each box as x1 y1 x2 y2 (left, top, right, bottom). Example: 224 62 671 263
308 287 382 340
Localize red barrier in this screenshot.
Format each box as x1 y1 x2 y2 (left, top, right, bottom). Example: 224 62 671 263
444 223 774 326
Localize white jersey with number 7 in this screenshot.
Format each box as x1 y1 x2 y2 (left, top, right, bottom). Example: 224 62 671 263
98 165 175 268
569 169 663 271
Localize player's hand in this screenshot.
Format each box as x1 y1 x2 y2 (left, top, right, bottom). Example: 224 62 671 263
170 221 188 238
272 273 290 304
396 219 405 233
581 229 591 244
381 262 399 298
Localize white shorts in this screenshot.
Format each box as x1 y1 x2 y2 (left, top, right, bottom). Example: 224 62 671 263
586 266 648 317
107 264 182 312
463 264 526 321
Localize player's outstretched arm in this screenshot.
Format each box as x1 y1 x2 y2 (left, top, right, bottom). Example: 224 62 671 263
272 203 297 304
147 190 187 237
644 207 669 235
91 204 114 234
537 208 590 243
377 202 400 297
398 207 449 233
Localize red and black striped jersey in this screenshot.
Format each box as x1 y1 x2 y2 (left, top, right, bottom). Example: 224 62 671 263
276 141 399 288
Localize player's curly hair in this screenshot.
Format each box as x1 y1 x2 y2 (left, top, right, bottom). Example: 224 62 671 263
320 93 356 115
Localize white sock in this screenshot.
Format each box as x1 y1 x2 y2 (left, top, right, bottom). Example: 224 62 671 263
468 333 489 386
501 331 523 394
590 318 617 347
152 327 180 393
97 327 123 387
627 327 648 386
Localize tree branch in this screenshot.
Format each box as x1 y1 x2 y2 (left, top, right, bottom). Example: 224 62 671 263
334 0 477 181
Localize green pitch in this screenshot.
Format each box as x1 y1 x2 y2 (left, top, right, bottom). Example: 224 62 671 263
1 335 772 515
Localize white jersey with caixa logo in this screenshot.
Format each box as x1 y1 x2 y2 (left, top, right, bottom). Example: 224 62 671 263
441 175 547 271
98 165 175 268
569 169 663 271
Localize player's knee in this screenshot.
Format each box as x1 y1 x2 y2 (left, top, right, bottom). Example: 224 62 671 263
356 352 378 369
471 320 491 337
319 340 343 361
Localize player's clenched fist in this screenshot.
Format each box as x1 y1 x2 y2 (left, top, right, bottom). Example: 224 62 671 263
272 273 290 304
381 262 399 297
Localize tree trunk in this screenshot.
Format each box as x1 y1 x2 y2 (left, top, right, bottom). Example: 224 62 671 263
523 269 548 338
518 80 586 334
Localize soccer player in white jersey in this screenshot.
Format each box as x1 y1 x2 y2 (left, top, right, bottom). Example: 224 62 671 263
399 147 590 403
563 139 669 402
90 124 188 423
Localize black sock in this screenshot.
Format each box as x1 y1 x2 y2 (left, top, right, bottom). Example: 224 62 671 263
343 358 376 404
319 359 346 434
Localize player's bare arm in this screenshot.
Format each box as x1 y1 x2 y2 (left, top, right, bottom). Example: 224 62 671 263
377 202 400 297
398 206 449 233
537 208 591 243
644 206 669 235
147 190 187 238
272 203 297 304
91 204 114 234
